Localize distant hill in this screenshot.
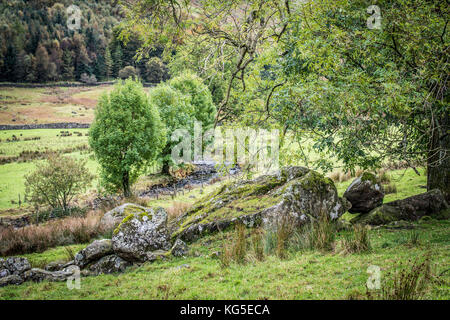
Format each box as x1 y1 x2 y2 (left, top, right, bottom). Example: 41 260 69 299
0 0 169 83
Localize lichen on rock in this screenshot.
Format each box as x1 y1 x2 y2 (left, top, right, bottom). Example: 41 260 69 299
171 166 348 242
112 206 171 262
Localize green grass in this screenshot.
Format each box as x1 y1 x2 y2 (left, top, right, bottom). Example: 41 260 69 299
0 129 89 157
0 219 448 300
0 129 98 211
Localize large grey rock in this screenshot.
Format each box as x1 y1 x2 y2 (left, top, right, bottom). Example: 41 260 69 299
172 166 350 242
87 254 131 275
0 274 23 287
352 189 449 225
100 203 153 230
343 172 384 213
112 207 171 262
74 239 113 268
4 257 31 275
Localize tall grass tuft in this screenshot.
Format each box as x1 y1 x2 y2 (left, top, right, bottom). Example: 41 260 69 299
220 223 248 267
339 224 371 254
380 254 432 300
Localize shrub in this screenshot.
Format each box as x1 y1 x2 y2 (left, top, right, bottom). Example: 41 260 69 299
148 83 194 175
24 154 94 212
89 79 166 197
80 73 97 84
118 66 138 80
149 72 217 174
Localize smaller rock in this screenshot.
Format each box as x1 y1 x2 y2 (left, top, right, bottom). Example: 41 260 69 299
343 172 384 214
171 239 188 257
0 275 23 287
75 239 113 268
0 269 11 279
87 255 131 275
175 264 190 270
45 261 66 272
5 257 31 275
23 268 76 283
100 203 153 230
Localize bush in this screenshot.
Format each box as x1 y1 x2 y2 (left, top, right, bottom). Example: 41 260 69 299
149 72 217 174
118 66 138 80
148 83 195 174
89 79 166 196
24 154 94 212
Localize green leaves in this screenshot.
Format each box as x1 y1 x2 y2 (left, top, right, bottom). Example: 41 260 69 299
89 79 166 195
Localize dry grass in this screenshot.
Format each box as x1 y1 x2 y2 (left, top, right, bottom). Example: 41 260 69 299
220 223 248 267
338 224 371 254
0 210 110 256
166 202 192 221
379 253 433 300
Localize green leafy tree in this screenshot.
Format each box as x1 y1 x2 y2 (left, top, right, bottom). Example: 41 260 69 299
24 154 94 212
169 72 217 130
89 79 166 197
148 83 194 174
272 0 449 198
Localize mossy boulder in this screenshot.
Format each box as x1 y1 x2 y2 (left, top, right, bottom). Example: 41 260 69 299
171 166 349 242
112 207 171 262
343 172 384 214
100 203 153 230
351 189 449 225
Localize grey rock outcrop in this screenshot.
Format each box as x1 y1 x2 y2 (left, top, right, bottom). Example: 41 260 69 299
112 207 171 262
170 239 188 257
172 166 350 242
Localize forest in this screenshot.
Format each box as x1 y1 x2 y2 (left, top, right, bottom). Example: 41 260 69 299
0 0 169 83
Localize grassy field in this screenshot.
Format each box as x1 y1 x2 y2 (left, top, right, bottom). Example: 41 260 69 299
0 128 98 211
0 218 448 300
0 86 114 125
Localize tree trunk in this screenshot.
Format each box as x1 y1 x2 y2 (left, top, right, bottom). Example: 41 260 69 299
161 160 170 176
122 171 131 198
427 112 450 202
